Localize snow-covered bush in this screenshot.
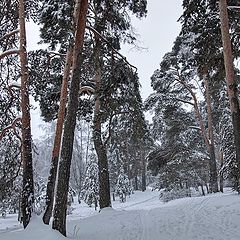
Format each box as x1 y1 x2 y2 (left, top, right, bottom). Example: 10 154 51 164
160 188 191 203
80 155 99 209
115 169 131 203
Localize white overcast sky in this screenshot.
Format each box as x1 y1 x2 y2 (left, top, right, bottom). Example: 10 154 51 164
27 1 183 138
121 1 182 100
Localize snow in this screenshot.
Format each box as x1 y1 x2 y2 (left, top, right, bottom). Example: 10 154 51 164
1 189 240 240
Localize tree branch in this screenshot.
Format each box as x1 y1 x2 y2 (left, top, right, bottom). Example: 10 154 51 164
86 26 137 71
80 85 95 95
103 111 129 146
173 69 210 149
0 117 22 141
0 29 19 42
0 49 20 60
174 97 194 106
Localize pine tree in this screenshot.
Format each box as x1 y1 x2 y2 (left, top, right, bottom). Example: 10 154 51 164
219 0 240 192
0 0 39 227
180 0 240 191
115 169 131 203
81 154 99 209
52 0 89 236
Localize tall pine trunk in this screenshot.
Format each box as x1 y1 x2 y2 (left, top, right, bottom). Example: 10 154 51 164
204 76 218 193
219 149 224 193
93 64 111 209
219 0 240 192
141 152 146 192
52 0 88 236
19 0 34 228
43 46 73 225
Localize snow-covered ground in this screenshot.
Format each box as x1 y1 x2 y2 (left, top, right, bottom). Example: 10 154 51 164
1 189 240 240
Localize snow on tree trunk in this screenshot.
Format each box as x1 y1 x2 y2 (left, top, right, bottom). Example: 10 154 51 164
43 45 73 225
219 0 240 192
93 66 111 209
204 75 218 193
19 0 34 228
52 0 89 236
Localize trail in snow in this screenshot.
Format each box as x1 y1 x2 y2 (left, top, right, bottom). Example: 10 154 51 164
136 192 240 240
67 190 240 240
1 189 240 240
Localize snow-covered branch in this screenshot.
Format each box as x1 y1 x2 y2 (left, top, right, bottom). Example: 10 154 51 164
174 69 210 149
227 6 240 10
49 51 66 57
103 111 129 146
86 26 137 71
174 98 194 106
0 49 20 60
189 126 201 131
0 117 22 141
0 29 19 42
80 85 95 95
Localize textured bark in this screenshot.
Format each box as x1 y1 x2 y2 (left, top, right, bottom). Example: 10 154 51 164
52 0 89 236
204 76 218 193
134 175 139 191
176 73 219 192
93 67 111 209
43 46 73 225
141 153 146 192
220 150 224 193
19 0 34 228
219 0 240 192
200 184 205 196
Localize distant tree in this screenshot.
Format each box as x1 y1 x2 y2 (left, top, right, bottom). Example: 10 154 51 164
88 0 147 210
180 0 240 191
81 154 99 209
115 169 131 203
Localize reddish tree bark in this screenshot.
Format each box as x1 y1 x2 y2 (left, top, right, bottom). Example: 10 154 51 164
219 0 240 191
43 46 73 225
19 0 34 228
52 0 89 236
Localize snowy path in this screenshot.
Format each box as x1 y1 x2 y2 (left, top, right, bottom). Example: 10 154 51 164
1 190 240 240
135 193 240 240
67 190 240 240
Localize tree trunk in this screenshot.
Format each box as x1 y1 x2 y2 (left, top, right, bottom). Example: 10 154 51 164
205 183 209 194
204 76 218 193
134 175 139 191
19 0 34 229
220 149 224 193
43 46 73 225
219 0 240 192
141 152 146 192
52 0 89 236
200 184 205 196
93 66 111 209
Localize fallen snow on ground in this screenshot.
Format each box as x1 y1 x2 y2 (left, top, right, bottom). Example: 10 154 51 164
1 189 240 240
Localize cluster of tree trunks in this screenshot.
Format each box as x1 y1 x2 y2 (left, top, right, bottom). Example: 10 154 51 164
2 0 240 237
219 0 240 192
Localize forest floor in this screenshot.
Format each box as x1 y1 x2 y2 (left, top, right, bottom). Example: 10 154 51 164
1 188 240 240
